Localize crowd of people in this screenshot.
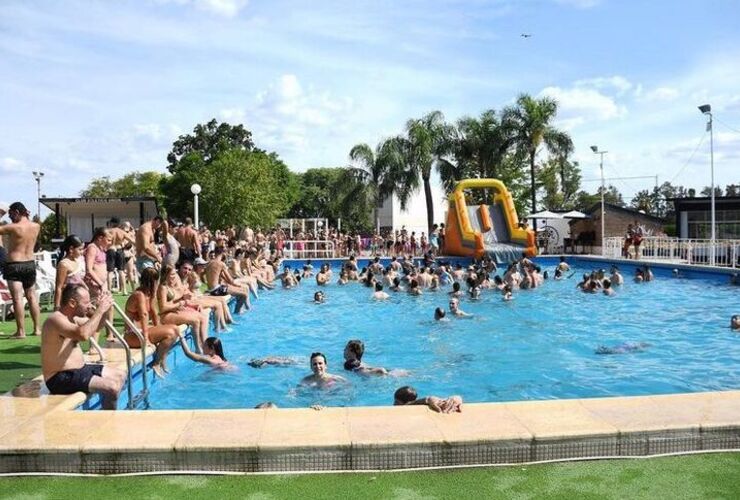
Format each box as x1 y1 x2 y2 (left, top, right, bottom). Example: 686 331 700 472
1 200 738 412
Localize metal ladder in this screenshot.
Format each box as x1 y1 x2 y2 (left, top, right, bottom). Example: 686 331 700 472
102 302 150 410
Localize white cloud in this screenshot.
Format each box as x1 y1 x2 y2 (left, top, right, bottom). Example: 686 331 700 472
153 0 248 18
642 86 681 102
574 76 633 96
554 0 601 7
539 85 627 129
220 74 354 158
132 123 183 145
0 157 26 172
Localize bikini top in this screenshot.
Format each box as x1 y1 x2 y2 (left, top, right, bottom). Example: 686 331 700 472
93 245 106 264
64 257 86 285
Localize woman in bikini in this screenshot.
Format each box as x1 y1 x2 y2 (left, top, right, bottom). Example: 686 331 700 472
55 234 105 361
157 264 209 353
124 267 179 377
84 228 113 345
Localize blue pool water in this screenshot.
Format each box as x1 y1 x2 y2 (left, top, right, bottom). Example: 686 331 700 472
146 259 739 410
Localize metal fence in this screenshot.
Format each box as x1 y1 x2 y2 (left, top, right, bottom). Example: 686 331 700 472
603 236 740 268
282 240 336 259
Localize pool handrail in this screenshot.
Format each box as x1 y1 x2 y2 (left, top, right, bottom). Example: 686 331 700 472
104 302 150 409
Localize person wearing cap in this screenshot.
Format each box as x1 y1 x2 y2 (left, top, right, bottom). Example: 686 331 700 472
0 202 41 338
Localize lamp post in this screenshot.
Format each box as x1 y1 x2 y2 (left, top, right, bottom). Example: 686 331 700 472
590 146 607 255
698 104 715 266
190 183 201 229
32 171 44 221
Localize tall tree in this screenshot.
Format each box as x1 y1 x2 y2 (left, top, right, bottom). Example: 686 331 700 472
390 111 455 233
198 149 294 229
343 141 401 232
80 171 166 205
163 119 261 219
538 157 582 210
509 94 572 226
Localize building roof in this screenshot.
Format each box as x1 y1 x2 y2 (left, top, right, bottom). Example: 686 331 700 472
578 202 665 224
668 196 740 205
41 196 159 218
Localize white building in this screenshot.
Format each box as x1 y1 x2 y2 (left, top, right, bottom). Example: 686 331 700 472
376 174 448 237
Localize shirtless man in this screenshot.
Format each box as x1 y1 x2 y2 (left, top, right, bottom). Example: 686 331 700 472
0 202 41 338
204 247 250 313
299 352 347 388
106 217 135 293
176 217 201 265
449 297 470 317
372 282 390 300
0 202 8 273
135 215 163 272
41 284 125 409
393 386 463 413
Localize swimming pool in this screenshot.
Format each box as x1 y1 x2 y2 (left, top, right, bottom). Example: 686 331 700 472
137 257 739 410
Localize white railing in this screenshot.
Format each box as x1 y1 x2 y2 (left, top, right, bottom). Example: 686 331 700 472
282 240 336 259
603 236 740 268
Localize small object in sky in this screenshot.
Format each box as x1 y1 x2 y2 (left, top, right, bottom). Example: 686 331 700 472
521 33 532 38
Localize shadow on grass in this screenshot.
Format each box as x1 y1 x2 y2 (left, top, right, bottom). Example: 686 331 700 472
0 361 40 370
0 344 41 355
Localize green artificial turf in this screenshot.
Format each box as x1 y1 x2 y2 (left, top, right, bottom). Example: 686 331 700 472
1 453 739 499
0 294 130 393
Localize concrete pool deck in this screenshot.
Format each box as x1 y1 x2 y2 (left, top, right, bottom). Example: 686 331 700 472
2 349 740 473
1 255 738 474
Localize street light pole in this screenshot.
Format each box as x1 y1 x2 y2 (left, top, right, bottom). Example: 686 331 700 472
698 104 715 265
190 184 202 229
591 146 607 256
32 171 44 221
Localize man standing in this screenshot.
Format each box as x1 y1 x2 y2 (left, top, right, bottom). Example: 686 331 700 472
135 215 163 272
106 217 134 293
0 202 41 338
0 201 9 274
175 217 200 265
42 284 125 409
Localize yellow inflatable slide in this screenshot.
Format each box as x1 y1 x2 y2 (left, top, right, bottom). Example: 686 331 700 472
443 179 536 261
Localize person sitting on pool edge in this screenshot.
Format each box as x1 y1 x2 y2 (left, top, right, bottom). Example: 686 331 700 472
299 352 347 388
343 339 391 376
393 386 462 413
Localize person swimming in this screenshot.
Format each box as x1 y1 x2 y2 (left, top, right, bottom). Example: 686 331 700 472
602 279 615 296
449 297 470 317
595 342 650 355
248 356 300 368
299 352 347 388
342 339 396 376
372 282 390 300
175 330 230 368
434 307 446 320
731 315 740 330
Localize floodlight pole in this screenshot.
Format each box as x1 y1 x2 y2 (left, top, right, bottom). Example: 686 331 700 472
591 146 607 255
190 184 201 229
699 104 715 265
32 171 44 221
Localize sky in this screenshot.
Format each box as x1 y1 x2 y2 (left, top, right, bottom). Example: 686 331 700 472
1 0 739 219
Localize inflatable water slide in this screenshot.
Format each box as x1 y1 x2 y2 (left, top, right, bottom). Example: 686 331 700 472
443 179 536 262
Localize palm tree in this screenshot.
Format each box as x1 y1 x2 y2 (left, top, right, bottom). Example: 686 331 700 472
509 94 572 229
389 111 455 234
340 140 400 232
437 109 518 203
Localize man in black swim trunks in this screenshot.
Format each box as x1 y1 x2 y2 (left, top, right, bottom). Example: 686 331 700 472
0 202 41 338
0 201 9 275
41 284 125 409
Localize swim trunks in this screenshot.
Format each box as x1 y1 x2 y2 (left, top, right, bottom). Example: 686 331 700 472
135 255 157 273
207 284 229 296
106 249 125 272
45 363 103 395
3 260 36 289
